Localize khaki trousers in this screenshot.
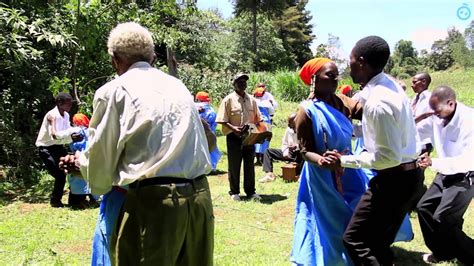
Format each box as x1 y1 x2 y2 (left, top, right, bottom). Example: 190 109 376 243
111 178 214 266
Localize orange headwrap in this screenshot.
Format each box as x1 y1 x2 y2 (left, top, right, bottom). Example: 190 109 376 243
195 91 210 102
299 57 333 86
254 87 265 97
339 85 352 96
73 113 90 128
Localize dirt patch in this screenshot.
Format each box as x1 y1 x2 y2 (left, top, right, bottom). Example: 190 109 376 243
18 203 48 214
271 205 293 223
56 240 92 255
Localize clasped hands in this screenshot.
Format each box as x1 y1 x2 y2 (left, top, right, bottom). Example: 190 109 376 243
417 152 431 169
318 149 343 170
58 151 81 174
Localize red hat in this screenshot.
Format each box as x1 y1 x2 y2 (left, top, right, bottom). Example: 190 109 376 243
195 91 210 102
339 85 352 96
299 57 333 85
73 113 90 128
254 87 265 97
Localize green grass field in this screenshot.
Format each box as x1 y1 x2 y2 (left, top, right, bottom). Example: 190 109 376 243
0 69 472 265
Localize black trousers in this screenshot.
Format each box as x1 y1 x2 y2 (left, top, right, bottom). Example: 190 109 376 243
343 166 424 265
262 148 302 173
38 145 68 202
416 172 474 264
226 133 255 196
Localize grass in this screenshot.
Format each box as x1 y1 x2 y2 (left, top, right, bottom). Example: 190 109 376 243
0 69 473 265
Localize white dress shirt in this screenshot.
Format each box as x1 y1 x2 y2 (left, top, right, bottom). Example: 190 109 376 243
341 72 419 170
79 62 212 195
412 90 433 146
255 98 275 116
35 106 73 147
430 102 474 175
281 127 298 158
260 91 278 110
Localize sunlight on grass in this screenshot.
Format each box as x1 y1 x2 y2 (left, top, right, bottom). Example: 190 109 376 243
0 89 472 265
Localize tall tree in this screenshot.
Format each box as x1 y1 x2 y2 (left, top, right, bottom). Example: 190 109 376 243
233 0 286 62
389 40 420 77
274 0 314 66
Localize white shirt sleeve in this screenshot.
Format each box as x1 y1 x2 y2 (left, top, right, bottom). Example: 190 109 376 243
79 90 125 195
54 127 81 140
281 128 291 157
341 104 402 169
431 134 474 175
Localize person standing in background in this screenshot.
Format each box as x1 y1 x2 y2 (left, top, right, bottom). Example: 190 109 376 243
216 73 262 201
36 92 78 208
196 91 222 172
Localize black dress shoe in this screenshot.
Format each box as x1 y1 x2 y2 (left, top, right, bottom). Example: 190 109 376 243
50 200 64 208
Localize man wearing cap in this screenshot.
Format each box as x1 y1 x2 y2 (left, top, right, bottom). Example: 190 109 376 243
216 73 262 201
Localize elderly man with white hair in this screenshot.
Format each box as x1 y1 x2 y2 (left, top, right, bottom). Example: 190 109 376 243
60 22 214 265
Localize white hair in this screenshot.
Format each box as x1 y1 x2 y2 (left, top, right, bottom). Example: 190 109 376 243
107 22 154 63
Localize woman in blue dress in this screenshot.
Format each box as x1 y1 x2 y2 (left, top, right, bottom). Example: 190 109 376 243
290 58 412 265
254 87 274 165
195 91 222 171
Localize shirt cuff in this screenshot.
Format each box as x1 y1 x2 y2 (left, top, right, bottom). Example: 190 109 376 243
340 155 361 169
78 152 89 179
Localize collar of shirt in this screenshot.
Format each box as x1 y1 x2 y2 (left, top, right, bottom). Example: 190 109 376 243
127 61 152 71
233 91 250 101
418 90 430 101
434 101 462 139
364 72 386 90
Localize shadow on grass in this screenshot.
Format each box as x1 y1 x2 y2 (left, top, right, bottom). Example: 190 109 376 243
208 169 227 176
0 178 53 206
240 194 288 205
392 246 425 265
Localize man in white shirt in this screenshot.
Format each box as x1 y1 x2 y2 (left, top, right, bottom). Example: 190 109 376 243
323 36 424 265
259 113 300 182
417 86 473 265
36 92 75 208
411 72 434 154
61 22 214 265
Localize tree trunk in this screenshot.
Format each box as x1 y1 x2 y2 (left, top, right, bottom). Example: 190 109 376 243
167 47 178 78
252 0 257 57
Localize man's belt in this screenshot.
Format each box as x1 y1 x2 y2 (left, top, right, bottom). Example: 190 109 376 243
129 175 206 189
378 161 419 174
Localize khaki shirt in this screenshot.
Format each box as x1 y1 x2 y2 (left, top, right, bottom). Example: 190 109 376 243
216 91 262 135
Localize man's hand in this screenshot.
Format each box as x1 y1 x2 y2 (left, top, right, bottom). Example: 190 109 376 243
71 132 84 142
415 111 434 124
59 151 81 174
319 150 342 170
417 152 431 169
231 125 243 136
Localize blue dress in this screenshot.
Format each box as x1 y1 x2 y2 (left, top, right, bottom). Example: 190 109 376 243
68 128 91 195
291 100 414 266
91 188 126 266
291 99 368 266
199 103 221 170
255 102 272 154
